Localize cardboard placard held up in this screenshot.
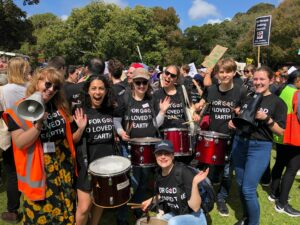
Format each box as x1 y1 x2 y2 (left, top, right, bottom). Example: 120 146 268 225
202 45 228 68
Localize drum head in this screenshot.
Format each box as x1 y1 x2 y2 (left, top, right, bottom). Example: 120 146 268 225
136 217 168 225
89 156 131 176
198 130 229 139
129 137 161 144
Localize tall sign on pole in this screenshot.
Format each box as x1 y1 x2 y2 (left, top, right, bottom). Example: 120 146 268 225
253 15 272 67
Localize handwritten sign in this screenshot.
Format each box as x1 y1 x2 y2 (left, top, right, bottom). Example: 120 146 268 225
202 45 228 68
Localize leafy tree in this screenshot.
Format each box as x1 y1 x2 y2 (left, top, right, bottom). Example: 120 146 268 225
0 0 34 51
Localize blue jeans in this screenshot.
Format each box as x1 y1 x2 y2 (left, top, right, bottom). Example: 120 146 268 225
232 135 272 225
162 209 207 225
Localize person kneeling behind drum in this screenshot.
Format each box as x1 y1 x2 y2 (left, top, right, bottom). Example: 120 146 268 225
141 140 208 225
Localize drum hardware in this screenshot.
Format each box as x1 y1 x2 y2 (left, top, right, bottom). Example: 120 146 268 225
212 155 217 162
225 155 229 161
109 177 112 186
96 182 100 188
196 152 200 157
215 138 219 144
139 146 144 152
205 141 209 147
140 156 144 163
227 140 231 145
110 197 114 205
188 133 193 152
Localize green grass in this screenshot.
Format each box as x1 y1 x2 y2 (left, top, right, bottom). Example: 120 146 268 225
1 150 300 225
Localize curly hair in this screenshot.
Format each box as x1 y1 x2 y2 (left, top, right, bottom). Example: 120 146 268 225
80 75 116 110
26 67 71 117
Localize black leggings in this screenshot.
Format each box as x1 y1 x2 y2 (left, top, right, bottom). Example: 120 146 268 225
271 144 300 205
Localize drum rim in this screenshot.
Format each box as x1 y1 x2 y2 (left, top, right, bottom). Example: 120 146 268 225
161 128 189 132
197 130 229 139
129 137 162 144
92 195 131 209
136 217 168 225
88 156 131 176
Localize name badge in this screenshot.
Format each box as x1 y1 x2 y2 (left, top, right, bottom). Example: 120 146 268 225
43 142 56 153
142 103 149 108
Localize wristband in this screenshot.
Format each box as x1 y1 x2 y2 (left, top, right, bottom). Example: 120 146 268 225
267 120 275 128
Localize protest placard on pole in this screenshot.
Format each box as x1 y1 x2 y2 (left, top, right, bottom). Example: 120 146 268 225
253 15 272 67
201 45 228 68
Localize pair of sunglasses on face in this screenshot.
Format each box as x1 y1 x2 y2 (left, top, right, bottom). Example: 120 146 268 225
45 81 61 91
134 80 149 86
164 70 177 78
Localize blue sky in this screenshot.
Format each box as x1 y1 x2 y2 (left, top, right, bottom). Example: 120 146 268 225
15 0 283 30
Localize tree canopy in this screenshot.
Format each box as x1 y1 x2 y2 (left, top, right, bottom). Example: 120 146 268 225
3 0 299 69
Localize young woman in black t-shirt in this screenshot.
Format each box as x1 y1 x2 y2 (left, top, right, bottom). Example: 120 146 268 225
74 75 116 225
230 66 287 225
141 140 208 225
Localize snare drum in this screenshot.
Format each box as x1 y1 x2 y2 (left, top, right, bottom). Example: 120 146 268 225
195 131 230 165
128 137 161 167
136 217 168 225
162 128 193 156
88 156 131 208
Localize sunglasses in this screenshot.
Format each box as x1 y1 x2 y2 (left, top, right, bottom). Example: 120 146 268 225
134 80 148 86
164 70 177 78
45 81 60 91
244 70 250 73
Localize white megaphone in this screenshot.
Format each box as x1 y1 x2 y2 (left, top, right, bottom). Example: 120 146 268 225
17 92 45 121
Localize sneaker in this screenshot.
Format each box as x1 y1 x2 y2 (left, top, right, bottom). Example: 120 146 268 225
1 211 20 224
297 170 300 176
268 193 278 202
260 181 271 187
268 193 291 202
275 202 300 217
216 199 229 216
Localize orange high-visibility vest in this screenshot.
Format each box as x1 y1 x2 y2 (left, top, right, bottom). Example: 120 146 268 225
3 103 77 201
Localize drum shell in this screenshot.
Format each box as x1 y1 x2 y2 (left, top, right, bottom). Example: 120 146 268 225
195 131 230 165
162 128 192 156
136 217 168 225
129 142 156 167
89 156 132 208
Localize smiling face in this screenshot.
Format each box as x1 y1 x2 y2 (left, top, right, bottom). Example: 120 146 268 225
253 70 272 95
162 66 178 88
155 151 174 170
133 78 149 96
36 77 60 103
88 79 107 108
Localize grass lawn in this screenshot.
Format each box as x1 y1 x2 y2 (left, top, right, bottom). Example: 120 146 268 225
0 149 300 225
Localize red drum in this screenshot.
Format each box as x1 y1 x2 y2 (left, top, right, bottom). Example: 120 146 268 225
195 131 230 165
88 156 131 208
128 137 161 167
136 217 168 225
162 128 193 156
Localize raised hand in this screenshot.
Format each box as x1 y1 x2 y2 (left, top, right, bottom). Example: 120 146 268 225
73 108 87 130
159 96 171 114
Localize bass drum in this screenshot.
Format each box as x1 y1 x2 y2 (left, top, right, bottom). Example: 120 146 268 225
88 155 132 208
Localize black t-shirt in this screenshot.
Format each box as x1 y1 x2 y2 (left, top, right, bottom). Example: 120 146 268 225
247 94 287 141
8 106 67 142
156 163 195 215
153 86 188 129
82 107 115 162
116 95 157 138
111 81 128 97
64 82 84 110
204 84 247 134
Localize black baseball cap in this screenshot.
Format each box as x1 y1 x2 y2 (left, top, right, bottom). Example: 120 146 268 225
154 140 174 154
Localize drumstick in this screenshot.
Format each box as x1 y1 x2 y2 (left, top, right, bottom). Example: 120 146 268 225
127 203 142 206
182 120 194 125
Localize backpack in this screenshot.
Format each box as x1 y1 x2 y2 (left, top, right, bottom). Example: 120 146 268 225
173 163 215 214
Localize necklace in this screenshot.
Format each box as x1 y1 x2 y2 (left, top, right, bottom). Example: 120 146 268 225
219 83 234 92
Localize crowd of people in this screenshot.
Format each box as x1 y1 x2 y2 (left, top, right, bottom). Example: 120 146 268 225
0 54 300 225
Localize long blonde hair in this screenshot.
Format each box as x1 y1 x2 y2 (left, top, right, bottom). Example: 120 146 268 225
7 57 30 85
26 67 71 117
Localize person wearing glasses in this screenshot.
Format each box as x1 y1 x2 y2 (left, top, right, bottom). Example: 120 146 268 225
242 64 256 94
114 68 170 225
141 140 208 225
3 67 87 225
